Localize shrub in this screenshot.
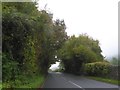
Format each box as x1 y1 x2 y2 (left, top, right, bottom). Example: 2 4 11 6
2 53 18 81
84 61 111 77
108 65 119 80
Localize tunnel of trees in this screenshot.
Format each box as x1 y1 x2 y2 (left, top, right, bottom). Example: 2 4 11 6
2 1 105 87
2 1 68 84
58 34 104 74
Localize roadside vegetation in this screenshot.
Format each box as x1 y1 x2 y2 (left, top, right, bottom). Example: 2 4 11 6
109 57 120 66
86 76 119 85
58 34 104 75
2 75 45 88
2 1 119 88
57 35 119 85
84 61 119 84
0 82 2 89
2 1 67 88
84 61 111 77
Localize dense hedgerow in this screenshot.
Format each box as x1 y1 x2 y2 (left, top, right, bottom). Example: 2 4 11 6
2 2 68 88
84 61 111 77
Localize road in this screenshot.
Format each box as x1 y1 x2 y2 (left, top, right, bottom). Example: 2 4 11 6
43 72 119 90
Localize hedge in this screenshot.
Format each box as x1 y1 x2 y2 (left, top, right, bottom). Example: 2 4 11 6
84 62 111 77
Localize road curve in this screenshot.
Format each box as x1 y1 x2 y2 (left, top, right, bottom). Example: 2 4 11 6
43 72 119 90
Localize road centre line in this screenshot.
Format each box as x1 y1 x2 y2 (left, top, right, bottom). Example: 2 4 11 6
69 81 85 90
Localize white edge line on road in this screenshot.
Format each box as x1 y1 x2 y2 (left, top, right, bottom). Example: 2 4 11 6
69 81 85 90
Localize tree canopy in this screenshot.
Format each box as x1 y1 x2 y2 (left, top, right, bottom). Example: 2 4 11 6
58 34 104 74
2 2 68 87
2 2 105 87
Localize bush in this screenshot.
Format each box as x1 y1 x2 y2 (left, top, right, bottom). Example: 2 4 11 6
2 53 19 82
108 65 119 80
84 61 111 77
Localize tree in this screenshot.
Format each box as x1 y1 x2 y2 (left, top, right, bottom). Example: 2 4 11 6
2 2 68 87
58 34 104 74
110 57 119 66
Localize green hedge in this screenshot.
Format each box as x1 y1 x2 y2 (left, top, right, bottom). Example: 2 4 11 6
84 62 111 77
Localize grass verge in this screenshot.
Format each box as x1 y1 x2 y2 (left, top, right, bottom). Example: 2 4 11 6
19 75 45 88
2 74 45 88
86 76 119 85
0 82 2 89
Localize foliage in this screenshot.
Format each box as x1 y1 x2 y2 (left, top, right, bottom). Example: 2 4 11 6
58 61 65 71
0 83 2 90
2 53 19 82
110 57 119 66
2 75 45 88
86 76 119 85
84 61 111 77
58 34 103 74
2 1 106 88
18 75 45 88
2 2 67 88
108 65 119 80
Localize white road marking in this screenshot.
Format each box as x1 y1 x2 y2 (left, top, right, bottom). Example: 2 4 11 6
69 81 85 90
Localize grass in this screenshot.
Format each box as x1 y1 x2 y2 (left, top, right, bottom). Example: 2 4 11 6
0 82 2 89
19 75 45 88
86 76 120 85
2 74 45 88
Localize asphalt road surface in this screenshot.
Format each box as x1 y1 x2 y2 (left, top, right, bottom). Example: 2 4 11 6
43 72 119 90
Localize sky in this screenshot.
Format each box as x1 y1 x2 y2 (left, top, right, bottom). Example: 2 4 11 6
49 62 60 71
38 0 118 60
